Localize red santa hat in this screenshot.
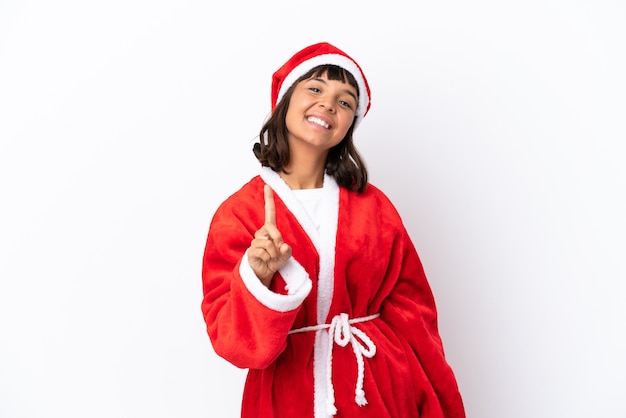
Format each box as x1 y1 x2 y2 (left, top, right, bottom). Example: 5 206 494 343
271 42 371 128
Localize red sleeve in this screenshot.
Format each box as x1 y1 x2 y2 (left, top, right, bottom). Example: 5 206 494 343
201 189 311 370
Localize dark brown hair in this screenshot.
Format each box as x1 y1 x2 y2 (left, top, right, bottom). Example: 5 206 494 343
252 65 368 193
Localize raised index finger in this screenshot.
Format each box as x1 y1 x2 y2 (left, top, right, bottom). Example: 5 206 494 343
264 184 276 226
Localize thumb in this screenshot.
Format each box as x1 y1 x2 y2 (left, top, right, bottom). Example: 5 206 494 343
279 243 292 260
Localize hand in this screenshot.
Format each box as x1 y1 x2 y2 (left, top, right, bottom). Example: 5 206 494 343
248 185 292 287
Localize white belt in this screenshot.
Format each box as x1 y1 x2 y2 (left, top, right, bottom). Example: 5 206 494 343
289 313 380 415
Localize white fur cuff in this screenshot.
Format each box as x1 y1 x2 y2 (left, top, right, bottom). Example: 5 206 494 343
239 249 312 313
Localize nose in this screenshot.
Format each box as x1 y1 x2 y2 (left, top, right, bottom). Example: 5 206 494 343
319 97 335 113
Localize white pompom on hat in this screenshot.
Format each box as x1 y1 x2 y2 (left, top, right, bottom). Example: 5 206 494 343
271 42 371 128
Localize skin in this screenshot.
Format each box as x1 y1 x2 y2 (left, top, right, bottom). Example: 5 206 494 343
248 73 358 287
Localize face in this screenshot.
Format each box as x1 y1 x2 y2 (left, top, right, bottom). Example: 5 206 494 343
285 73 358 156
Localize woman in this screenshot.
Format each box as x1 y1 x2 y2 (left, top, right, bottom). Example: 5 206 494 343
201 42 465 418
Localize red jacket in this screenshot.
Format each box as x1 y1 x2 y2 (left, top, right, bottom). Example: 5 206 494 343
202 167 465 417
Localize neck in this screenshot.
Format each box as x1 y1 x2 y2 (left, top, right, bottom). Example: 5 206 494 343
281 151 327 190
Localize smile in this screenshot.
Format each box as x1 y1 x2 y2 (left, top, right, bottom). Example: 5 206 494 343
307 116 330 129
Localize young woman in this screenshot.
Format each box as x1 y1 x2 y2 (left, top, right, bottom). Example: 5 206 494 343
201 42 465 418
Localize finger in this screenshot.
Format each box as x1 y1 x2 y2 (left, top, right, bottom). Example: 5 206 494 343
249 246 271 263
251 238 279 259
254 227 271 240
254 225 283 247
279 243 292 259
264 184 276 226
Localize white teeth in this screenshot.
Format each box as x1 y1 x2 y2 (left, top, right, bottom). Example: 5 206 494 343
307 116 329 129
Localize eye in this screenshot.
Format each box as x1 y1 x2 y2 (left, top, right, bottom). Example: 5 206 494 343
308 87 321 93
339 100 354 109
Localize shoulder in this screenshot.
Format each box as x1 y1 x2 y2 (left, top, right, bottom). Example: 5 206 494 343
352 182 400 212
362 183 396 204
212 176 265 221
342 182 404 226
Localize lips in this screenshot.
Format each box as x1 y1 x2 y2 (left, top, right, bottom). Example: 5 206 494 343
307 116 331 129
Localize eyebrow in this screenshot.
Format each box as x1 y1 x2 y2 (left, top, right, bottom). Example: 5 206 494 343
309 77 358 102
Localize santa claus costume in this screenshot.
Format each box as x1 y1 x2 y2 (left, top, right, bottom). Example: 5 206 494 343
201 42 465 418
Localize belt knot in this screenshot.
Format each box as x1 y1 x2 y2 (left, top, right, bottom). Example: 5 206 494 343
289 313 379 415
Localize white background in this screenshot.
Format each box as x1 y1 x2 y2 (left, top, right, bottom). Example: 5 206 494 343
1 1 625 417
